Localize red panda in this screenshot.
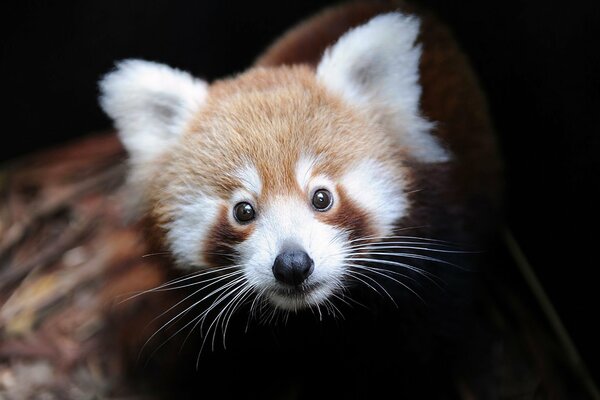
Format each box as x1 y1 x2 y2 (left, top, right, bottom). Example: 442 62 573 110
100 1 502 398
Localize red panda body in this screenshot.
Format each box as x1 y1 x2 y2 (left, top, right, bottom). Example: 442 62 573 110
100 1 502 398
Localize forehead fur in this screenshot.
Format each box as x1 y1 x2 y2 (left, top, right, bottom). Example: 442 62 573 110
151 66 406 210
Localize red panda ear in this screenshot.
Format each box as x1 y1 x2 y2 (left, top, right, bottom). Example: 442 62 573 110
316 13 450 163
99 59 207 164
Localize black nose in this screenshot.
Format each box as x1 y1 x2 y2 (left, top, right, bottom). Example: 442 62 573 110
272 248 314 286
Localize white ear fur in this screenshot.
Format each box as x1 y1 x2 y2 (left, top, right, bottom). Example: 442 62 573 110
99 59 207 163
317 13 450 163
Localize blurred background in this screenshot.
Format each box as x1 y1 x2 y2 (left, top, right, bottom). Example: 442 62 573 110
2 0 598 383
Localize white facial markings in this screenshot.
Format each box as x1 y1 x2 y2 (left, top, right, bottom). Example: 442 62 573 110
295 153 338 209
237 196 347 310
295 153 321 191
164 157 407 312
165 191 221 268
341 159 408 236
234 164 262 197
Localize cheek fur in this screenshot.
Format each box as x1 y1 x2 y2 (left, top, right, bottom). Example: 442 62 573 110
202 205 253 267
318 185 374 241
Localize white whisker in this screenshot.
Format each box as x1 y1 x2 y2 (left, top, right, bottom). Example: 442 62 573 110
362 251 464 269
141 251 171 258
247 287 268 332
347 257 442 282
118 265 241 303
145 270 244 332
221 284 255 349
196 277 247 335
346 263 424 303
343 243 467 252
192 278 250 358
141 275 244 363
344 233 457 245
344 270 396 306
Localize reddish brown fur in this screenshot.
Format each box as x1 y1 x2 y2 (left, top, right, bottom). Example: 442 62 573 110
203 205 253 267
319 185 374 241
111 3 504 394
256 0 503 243
255 1 500 170
148 66 409 233
146 0 502 261
255 1 397 68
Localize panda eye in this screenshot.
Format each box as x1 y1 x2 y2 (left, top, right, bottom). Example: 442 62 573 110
312 189 333 211
233 202 255 223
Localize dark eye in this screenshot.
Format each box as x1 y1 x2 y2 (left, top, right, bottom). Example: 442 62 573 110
233 202 255 223
312 189 333 211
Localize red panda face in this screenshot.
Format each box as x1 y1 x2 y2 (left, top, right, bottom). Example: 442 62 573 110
100 13 450 311
148 67 410 310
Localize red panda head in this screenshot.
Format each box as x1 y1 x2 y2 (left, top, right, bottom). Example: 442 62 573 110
100 13 449 311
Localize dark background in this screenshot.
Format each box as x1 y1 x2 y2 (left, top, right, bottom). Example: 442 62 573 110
2 0 598 383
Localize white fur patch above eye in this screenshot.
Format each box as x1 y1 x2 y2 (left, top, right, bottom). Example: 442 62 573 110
316 13 450 163
99 59 208 163
341 159 408 235
234 164 262 196
295 153 321 191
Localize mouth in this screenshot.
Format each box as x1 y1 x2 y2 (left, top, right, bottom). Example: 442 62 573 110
268 281 329 310
273 281 323 296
